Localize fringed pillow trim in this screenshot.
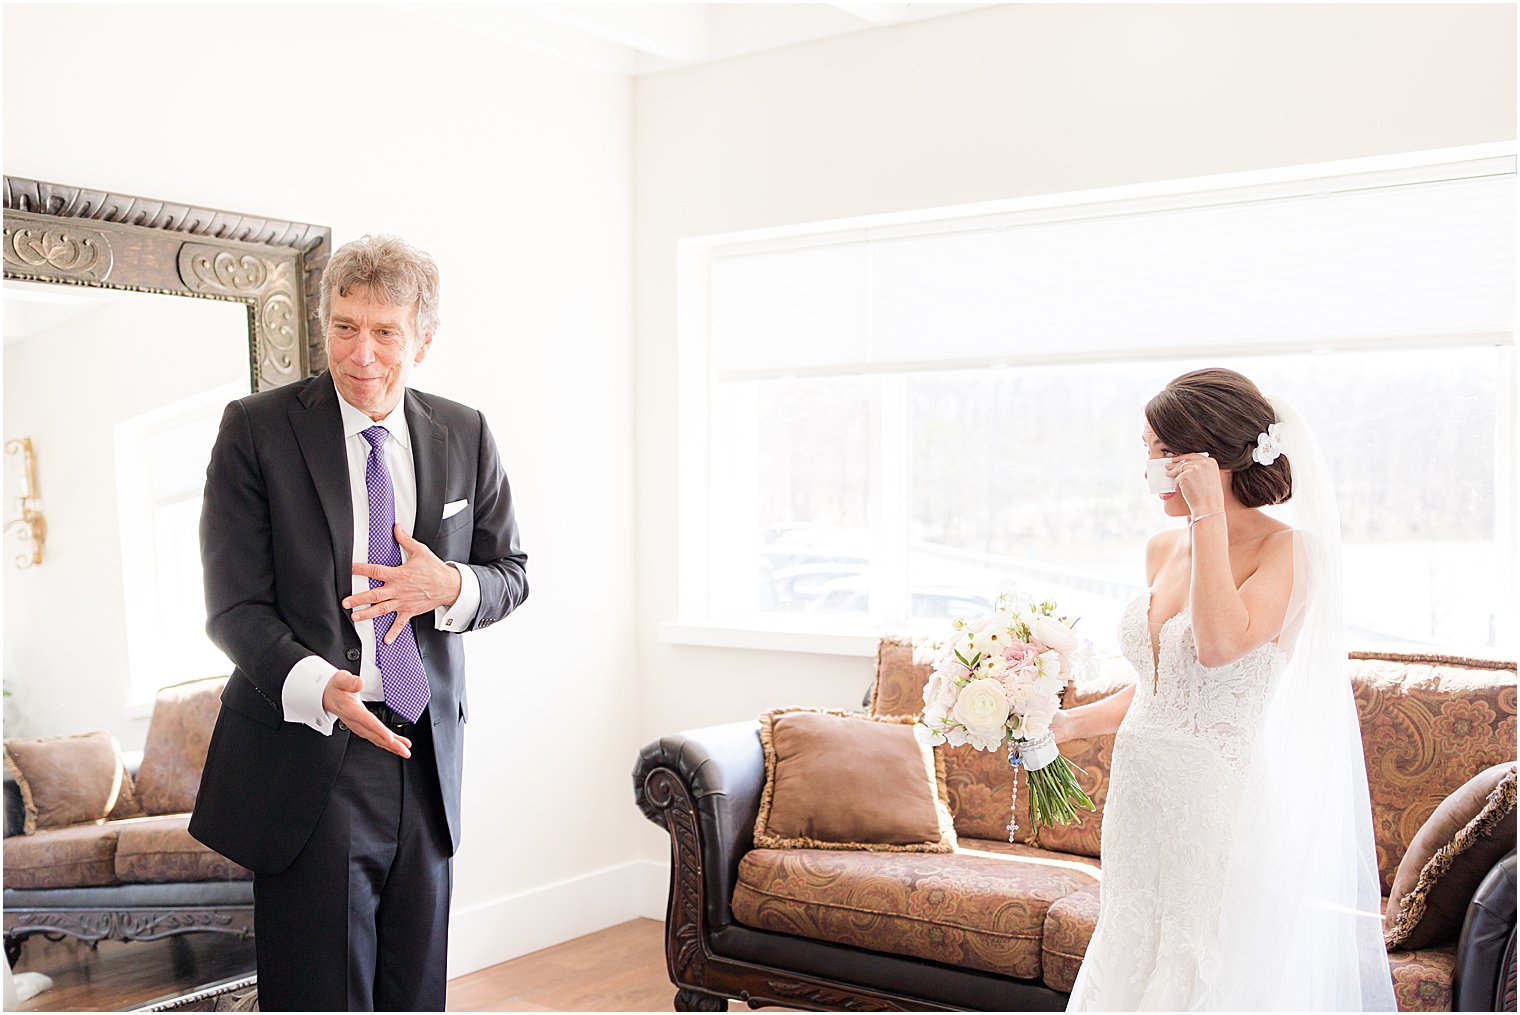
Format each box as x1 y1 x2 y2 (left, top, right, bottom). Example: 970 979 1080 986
2 745 38 836
1385 764 1517 949
1349 650 1516 672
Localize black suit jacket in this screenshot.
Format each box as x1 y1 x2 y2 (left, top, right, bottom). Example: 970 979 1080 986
188 371 527 874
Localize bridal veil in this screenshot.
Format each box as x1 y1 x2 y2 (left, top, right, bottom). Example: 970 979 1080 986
1205 395 1398 1010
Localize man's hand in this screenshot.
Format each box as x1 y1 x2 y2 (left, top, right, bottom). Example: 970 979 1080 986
346 525 464 645
322 671 412 758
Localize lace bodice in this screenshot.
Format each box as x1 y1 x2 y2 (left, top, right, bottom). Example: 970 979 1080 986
1067 594 1293 1009
1115 591 1286 767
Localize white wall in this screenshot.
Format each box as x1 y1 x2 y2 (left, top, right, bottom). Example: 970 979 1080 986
630 2 1518 866
4 2 641 978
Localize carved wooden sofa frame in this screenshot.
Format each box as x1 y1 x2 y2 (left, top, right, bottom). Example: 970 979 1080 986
2 755 252 966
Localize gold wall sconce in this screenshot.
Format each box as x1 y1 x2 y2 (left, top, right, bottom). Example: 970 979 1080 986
5 438 46 569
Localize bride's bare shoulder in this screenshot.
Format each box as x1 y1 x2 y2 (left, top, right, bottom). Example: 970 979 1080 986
1259 515 1293 536
1254 522 1297 573
1258 517 1295 547
1146 527 1187 550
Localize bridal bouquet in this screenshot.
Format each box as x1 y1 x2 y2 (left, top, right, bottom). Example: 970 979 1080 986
914 594 1096 839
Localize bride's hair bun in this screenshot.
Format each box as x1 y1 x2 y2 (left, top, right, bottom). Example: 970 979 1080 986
1144 368 1292 508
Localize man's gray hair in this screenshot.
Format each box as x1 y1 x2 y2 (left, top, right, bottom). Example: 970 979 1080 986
319 234 441 337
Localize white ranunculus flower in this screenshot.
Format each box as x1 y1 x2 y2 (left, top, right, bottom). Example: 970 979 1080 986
951 677 1010 735
1030 614 1079 654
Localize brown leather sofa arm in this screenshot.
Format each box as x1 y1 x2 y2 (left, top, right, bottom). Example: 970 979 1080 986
1453 849 1517 1013
632 720 1079 1013
634 720 765 935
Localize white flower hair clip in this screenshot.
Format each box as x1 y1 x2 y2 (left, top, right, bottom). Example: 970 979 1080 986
1253 422 1284 466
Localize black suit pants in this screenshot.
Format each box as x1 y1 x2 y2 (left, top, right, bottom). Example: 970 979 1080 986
253 707 451 1011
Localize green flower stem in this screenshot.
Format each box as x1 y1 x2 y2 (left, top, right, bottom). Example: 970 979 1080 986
1023 756 1096 830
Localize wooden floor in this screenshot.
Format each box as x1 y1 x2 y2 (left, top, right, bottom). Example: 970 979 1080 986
11 918 753 1012
447 918 686 1012
11 932 257 1012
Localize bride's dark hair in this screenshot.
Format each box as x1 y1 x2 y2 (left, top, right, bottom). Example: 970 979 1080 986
1145 367 1292 508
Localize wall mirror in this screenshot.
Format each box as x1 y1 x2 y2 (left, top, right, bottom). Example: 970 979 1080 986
2 176 330 748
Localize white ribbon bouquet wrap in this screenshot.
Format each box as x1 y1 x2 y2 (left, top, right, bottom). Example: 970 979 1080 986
915 594 1096 839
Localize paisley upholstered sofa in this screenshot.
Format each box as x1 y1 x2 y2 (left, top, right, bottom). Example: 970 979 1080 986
634 643 1517 1012
2 677 251 963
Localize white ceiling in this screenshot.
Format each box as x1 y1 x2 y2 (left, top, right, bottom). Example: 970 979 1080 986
5 5 994 344
404 3 993 76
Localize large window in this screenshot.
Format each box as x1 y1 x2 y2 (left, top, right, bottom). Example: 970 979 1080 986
676 147 1517 658
116 384 239 704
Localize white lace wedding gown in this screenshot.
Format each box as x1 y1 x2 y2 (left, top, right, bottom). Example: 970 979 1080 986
1066 591 1286 1011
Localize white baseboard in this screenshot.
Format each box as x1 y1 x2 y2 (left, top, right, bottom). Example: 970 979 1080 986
446 857 673 979
636 856 670 921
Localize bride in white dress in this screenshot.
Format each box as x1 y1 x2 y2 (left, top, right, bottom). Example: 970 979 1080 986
1051 368 1396 1011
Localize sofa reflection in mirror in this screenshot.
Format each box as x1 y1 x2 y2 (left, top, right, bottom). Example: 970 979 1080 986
1 177 330 970
2 678 246 964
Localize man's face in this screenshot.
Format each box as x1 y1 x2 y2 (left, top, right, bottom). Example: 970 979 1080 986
326 286 433 419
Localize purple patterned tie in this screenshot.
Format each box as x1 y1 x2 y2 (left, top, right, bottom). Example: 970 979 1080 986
361 426 430 723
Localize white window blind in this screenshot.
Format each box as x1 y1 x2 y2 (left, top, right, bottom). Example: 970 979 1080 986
709 159 1515 378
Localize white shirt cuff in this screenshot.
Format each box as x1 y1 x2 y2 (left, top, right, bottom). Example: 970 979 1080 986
282 655 339 735
434 561 480 632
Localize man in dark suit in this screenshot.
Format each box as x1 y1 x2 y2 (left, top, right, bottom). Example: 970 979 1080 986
189 234 527 1011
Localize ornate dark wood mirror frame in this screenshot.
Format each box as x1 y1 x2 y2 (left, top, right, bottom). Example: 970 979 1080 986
2 177 331 978
3 175 331 390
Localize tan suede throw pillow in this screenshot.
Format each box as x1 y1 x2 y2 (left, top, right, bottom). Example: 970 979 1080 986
1385 761 1517 950
754 708 956 852
3 731 140 835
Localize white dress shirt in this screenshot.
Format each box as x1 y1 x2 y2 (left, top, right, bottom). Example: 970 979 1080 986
281 382 481 734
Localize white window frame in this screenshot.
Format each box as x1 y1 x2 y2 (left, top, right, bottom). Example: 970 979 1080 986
117 381 242 710
665 142 1518 656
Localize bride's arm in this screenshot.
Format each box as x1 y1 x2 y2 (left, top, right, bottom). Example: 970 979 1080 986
1190 530 1293 666
1053 682 1135 741
1170 454 1295 667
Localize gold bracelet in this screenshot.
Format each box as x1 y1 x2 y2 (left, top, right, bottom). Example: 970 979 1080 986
1189 509 1225 527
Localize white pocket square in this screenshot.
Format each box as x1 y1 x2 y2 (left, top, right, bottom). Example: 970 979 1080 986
442 498 469 520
